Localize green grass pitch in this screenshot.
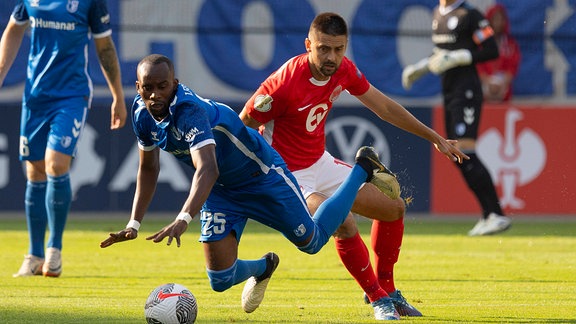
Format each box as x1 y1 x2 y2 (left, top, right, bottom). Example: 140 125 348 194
1 213 575 323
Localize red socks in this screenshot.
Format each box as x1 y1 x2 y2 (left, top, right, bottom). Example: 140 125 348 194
334 232 388 303
371 218 404 293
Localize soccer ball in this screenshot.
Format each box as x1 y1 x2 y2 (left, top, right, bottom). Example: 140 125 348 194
370 171 401 200
145 283 198 324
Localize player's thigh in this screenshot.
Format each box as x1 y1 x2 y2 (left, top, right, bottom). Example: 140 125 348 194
243 166 317 246
300 152 404 221
20 102 51 162
351 183 405 221
293 152 352 199
20 99 88 162
47 100 88 157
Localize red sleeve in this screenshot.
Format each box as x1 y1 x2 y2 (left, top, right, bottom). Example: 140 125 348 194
243 61 294 125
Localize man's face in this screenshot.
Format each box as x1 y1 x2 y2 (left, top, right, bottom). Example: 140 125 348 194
305 29 348 80
136 62 178 121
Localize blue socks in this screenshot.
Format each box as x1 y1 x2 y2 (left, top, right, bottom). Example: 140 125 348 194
206 258 267 292
45 173 71 250
25 181 48 257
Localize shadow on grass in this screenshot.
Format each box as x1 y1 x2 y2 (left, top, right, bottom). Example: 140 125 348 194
1 212 575 237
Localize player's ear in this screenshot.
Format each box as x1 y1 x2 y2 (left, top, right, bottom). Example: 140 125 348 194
305 38 311 52
135 81 141 92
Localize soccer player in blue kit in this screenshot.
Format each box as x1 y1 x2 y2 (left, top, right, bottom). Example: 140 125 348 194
100 54 392 314
0 0 127 277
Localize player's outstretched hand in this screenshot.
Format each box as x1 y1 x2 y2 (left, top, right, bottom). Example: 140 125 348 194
434 139 470 164
402 57 430 90
146 220 189 248
100 228 138 248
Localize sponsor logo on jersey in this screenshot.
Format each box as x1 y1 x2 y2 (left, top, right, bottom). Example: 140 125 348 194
432 33 457 44
185 127 203 142
30 17 76 31
305 104 329 133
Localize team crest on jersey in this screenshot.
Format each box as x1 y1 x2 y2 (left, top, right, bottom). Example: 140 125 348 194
254 94 273 112
61 136 72 148
67 0 79 13
30 0 40 7
447 16 459 30
329 85 342 102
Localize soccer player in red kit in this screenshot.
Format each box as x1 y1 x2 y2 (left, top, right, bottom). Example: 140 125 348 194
240 12 467 320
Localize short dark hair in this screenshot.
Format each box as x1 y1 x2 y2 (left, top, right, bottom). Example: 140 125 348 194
309 12 348 37
138 54 174 75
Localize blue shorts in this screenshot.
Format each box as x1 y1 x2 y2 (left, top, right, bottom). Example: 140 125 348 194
20 97 88 161
199 163 315 246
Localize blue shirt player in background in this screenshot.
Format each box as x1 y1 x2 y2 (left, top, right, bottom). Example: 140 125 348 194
100 54 393 314
0 0 127 277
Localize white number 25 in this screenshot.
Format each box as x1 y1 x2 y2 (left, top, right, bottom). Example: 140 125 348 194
201 211 226 236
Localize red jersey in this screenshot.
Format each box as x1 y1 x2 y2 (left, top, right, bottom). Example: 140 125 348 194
244 54 370 171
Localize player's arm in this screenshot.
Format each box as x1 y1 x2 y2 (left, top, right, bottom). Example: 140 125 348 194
146 144 219 247
100 147 160 248
357 84 468 163
94 35 127 130
0 18 27 87
239 108 263 129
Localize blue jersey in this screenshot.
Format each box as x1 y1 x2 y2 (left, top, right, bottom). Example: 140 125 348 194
132 84 278 188
11 0 112 104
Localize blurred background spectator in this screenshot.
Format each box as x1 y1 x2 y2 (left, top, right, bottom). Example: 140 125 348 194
477 3 522 102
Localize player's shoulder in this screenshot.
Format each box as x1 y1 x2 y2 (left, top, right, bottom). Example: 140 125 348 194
271 54 308 79
460 2 485 18
340 56 359 71
131 96 149 120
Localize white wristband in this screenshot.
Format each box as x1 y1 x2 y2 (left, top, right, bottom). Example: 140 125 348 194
176 212 193 224
126 219 141 231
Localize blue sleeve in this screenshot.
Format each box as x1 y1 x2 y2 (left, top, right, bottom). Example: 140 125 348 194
11 1 28 22
88 0 112 36
180 104 214 149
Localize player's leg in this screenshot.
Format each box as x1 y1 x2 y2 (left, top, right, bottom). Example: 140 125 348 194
311 155 420 317
352 185 405 294
445 99 510 236
43 149 72 277
203 232 260 292
198 204 279 313
306 188 389 304
14 105 48 277
42 103 87 277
